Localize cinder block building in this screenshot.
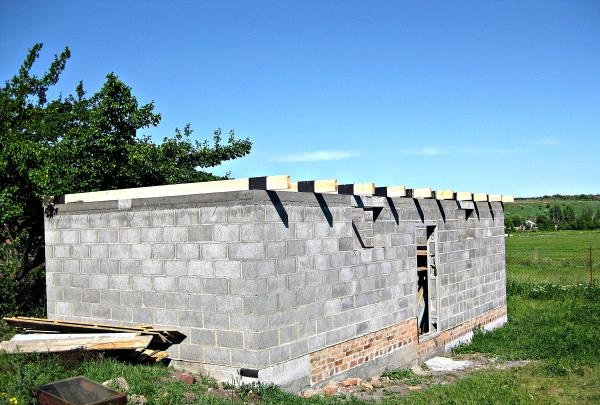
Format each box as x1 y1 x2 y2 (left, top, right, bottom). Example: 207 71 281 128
44 176 512 390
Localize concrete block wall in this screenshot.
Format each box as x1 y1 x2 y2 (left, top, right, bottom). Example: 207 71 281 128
44 190 506 388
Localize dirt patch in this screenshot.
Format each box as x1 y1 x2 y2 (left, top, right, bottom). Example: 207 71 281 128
303 353 531 401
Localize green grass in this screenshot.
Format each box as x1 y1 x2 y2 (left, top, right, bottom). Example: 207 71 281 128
505 199 600 220
381 369 426 385
506 230 600 285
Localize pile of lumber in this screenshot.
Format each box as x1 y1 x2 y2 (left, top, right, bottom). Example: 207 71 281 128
1 317 185 362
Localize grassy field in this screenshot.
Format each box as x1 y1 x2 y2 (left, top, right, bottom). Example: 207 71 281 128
1 232 599 404
506 230 600 285
505 199 600 220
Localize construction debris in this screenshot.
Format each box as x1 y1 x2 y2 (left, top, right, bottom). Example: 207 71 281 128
0 334 152 353
1 317 182 362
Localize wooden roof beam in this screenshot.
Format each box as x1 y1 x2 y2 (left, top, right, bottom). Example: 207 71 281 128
374 186 406 198
338 183 376 196
62 175 291 203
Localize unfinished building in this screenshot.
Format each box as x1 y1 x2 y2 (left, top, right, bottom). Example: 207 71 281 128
43 176 512 390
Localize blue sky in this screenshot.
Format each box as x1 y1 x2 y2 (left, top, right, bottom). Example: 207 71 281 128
1 1 599 197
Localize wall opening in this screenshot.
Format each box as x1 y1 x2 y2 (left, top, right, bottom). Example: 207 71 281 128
416 225 438 336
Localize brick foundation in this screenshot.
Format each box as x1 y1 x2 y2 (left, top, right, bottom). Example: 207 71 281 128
309 319 417 384
417 304 507 357
309 304 507 385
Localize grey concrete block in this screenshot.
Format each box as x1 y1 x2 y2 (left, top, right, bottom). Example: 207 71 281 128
119 259 141 274
151 210 175 227
214 224 240 242
90 274 109 290
91 304 111 319
54 245 71 258
176 209 200 226
165 260 189 276
141 259 163 275
140 228 162 242
163 226 187 242
64 287 82 302
165 293 190 310
266 241 286 259
205 347 231 365
189 260 213 277
154 276 177 292
179 311 203 327
132 276 153 291
287 240 305 256
230 279 267 296
277 257 296 275
130 244 152 259
228 205 264 223
90 244 109 258
71 274 90 288
132 307 154 324
190 294 216 312
202 243 227 260
63 260 80 273
203 278 228 295
61 230 79 244
217 330 243 348
229 242 265 260
143 291 165 308
98 229 118 243
155 308 178 325
119 228 140 243
71 244 90 259
213 260 241 278
215 296 243 313
176 243 200 260
245 329 279 350
109 274 130 290
177 277 203 293
109 244 130 259
188 225 213 241
151 244 175 259
191 328 216 346
204 312 230 329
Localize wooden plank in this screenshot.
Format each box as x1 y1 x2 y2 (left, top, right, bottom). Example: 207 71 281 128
10 333 137 341
374 186 406 198
488 194 502 202
501 195 514 203
473 193 489 202
3 317 185 344
435 189 455 200
0 335 152 353
62 175 291 203
412 188 433 199
297 179 338 193
338 183 375 196
289 182 299 192
456 192 473 201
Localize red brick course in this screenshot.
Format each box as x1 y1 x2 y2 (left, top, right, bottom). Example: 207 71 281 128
309 305 507 385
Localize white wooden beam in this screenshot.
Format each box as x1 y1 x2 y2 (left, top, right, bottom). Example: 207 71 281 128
338 183 375 196
63 175 291 203
473 193 489 202
435 189 455 200
456 192 473 201
374 185 406 198
297 179 338 193
501 195 514 203
488 194 502 202
411 188 433 198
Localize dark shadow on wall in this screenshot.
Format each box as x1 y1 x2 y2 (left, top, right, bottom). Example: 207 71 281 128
487 201 495 221
413 199 425 223
435 200 446 223
387 198 400 225
352 222 367 248
315 194 333 227
474 201 480 220
266 191 288 228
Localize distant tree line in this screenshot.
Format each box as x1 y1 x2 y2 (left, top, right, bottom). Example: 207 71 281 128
507 204 600 232
516 194 600 201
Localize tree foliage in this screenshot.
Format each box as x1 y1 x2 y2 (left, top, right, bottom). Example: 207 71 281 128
0 44 252 315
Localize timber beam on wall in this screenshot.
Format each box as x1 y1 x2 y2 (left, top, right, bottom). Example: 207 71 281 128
407 188 433 199
473 193 489 202
296 179 338 193
61 175 291 203
337 183 376 196
374 186 406 198
434 189 455 200
456 192 473 201
501 195 514 203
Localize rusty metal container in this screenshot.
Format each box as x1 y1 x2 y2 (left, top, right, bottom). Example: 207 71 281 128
36 376 126 405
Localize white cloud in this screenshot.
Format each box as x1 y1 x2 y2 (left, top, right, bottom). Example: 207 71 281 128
401 147 444 156
275 150 359 162
531 137 559 147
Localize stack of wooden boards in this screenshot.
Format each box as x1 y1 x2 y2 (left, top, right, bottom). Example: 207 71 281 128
1 317 186 362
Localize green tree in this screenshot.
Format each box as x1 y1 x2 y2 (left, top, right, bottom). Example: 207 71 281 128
0 44 252 316
548 204 563 230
